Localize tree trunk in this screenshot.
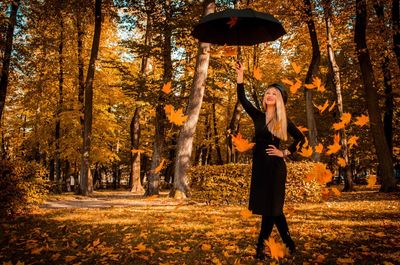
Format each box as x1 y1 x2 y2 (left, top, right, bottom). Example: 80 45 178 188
130 107 144 192
76 5 85 128
80 0 102 195
227 100 243 163
323 0 354 191
373 1 394 152
145 0 173 196
0 0 19 123
355 0 396 192
55 13 64 191
303 0 321 161
171 0 216 199
393 0 400 68
212 102 223 165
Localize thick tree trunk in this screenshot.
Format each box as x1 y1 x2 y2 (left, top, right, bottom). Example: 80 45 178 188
0 0 19 123
323 0 354 191
355 0 396 192
80 0 102 195
393 0 400 68
171 0 216 199
303 0 321 161
145 0 173 196
373 1 394 152
130 107 144 192
212 102 223 165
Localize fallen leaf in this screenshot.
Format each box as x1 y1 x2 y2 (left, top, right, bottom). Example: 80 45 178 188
338 157 346 167
281 78 294 86
348 136 359 149
290 78 302 94
65 256 77 262
314 100 329 114
165 106 187 126
265 237 286 260
240 209 252 218
367 175 377 187
353 114 369 127
231 133 255 152
328 101 336 112
201 243 212 251
315 143 324 153
291 62 301 74
162 81 172 94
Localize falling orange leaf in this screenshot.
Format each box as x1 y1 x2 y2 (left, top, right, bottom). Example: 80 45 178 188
306 163 334 184
290 78 302 94
312 77 326 93
299 145 313 158
332 121 345 131
354 114 369 127
341 112 352 125
165 105 188 126
215 81 225 88
265 237 287 260
281 78 294 86
314 100 329 114
227 16 238 28
297 125 308 133
328 101 336 112
162 81 172 94
93 238 101 247
253 66 262 81
291 62 301 74
151 159 165 173
348 135 359 149
338 157 346 167
304 83 316 89
315 143 324 153
326 134 341 155
231 133 255 152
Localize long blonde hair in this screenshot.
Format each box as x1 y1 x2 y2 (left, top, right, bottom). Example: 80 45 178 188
263 87 288 140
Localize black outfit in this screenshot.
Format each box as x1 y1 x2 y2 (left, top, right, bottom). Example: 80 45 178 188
237 83 305 256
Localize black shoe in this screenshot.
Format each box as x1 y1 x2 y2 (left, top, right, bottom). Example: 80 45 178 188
255 244 266 260
284 238 296 255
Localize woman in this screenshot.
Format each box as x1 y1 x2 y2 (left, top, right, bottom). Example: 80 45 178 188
236 62 305 260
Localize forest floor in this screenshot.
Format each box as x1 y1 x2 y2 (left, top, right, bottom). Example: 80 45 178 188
1 185 399 265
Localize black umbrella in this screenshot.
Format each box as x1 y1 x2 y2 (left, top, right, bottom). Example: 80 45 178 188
191 8 286 46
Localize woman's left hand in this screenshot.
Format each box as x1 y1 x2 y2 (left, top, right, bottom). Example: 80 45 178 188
266 145 284 157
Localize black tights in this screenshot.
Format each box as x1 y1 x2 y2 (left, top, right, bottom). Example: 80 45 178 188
257 214 292 246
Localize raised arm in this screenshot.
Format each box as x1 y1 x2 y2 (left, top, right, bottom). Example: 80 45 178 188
287 119 306 154
236 62 260 119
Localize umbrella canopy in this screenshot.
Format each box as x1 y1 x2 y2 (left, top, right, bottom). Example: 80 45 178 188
191 8 286 46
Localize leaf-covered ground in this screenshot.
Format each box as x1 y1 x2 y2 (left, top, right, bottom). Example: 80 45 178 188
1 186 399 265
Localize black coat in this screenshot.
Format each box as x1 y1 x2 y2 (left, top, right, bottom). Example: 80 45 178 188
237 83 305 216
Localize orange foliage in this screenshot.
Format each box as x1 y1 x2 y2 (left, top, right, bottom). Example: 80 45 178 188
231 133 255 152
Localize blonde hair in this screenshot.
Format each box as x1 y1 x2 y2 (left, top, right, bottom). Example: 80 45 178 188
263 87 288 140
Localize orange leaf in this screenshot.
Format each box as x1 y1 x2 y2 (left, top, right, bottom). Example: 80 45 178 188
332 121 345 131
215 81 225 88
231 133 255 152
328 101 336 112
307 163 333 184
297 125 308 133
315 143 324 153
338 157 346 167
93 238 101 247
265 237 287 260
304 83 316 89
152 159 165 173
312 77 326 93
291 62 301 74
341 112 352 125
162 81 172 94
348 135 359 149
326 134 341 155
290 78 302 94
281 78 294 86
201 243 212 251
313 100 329 114
165 106 188 126
354 114 369 127
253 66 262 81
299 145 313 157
227 16 238 28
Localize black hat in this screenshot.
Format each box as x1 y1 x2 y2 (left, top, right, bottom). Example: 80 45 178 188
268 83 288 104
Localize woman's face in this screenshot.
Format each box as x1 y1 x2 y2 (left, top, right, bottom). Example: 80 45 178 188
263 87 279 107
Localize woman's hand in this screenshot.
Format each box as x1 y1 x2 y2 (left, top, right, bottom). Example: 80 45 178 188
266 145 284 157
236 61 244 84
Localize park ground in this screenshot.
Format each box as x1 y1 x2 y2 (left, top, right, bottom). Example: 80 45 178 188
0 186 399 265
